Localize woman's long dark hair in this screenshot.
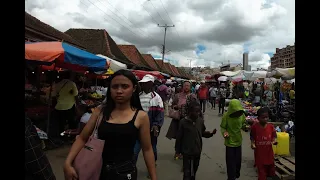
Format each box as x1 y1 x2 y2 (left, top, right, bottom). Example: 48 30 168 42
102 69 143 121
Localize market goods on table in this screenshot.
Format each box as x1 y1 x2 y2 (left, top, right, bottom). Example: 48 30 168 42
89 92 103 99
82 99 95 106
241 100 261 127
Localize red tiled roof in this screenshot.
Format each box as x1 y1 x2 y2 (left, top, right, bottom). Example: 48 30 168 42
167 63 177 76
65 28 133 65
118 45 151 69
164 62 175 76
141 54 159 71
169 64 180 77
172 66 181 77
176 67 188 79
155 60 170 74
25 12 85 49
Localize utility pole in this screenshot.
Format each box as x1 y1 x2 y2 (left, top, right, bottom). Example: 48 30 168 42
160 45 171 63
158 24 175 66
188 59 192 68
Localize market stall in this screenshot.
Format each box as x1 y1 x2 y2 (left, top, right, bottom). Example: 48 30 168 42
267 67 295 80
25 41 107 135
241 100 261 125
243 70 267 81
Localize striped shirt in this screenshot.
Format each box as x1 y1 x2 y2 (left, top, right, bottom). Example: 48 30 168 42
140 92 153 112
139 91 165 127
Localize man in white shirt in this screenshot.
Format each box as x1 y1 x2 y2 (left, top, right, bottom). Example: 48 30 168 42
134 75 164 170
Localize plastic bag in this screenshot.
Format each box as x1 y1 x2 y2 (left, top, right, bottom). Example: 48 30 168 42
34 126 48 140
168 98 173 107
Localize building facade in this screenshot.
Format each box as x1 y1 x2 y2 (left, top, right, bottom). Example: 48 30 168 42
243 53 249 70
271 43 295 69
220 64 231 71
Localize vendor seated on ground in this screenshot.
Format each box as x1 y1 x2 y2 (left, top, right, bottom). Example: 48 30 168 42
79 105 97 133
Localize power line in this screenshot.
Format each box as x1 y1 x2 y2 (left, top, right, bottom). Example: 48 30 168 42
158 0 181 38
136 0 159 25
79 1 89 12
97 0 136 27
82 0 199 67
94 0 157 41
82 0 156 43
148 0 165 23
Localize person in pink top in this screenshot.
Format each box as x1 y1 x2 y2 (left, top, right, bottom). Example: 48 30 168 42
166 81 198 160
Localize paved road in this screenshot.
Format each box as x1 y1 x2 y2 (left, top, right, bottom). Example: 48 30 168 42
46 105 257 180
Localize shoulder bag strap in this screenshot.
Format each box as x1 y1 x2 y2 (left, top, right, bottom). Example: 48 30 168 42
132 110 140 122
91 112 103 138
57 81 69 97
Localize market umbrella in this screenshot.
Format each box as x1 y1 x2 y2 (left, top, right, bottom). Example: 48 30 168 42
25 41 107 71
228 73 244 82
243 71 267 81
96 54 127 74
264 77 278 84
288 78 295 83
218 76 228 81
160 72 170 78
267 67 295 80
220 70 242 77
25 41 107 135
132 70 164 80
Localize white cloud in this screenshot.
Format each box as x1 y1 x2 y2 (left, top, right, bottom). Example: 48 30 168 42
26 0 294 70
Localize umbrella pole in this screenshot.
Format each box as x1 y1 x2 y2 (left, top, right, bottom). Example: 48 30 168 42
46 63 57 135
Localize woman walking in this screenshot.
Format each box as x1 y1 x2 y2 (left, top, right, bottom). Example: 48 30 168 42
63 70 157 180
166 81 198 160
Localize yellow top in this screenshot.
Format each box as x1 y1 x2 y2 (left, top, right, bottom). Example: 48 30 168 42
289 90 295 99
53 79 78 110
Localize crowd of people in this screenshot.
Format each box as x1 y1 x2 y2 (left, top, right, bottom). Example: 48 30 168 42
25 69 294 180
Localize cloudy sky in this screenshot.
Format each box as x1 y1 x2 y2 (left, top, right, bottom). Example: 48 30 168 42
26 0 295 69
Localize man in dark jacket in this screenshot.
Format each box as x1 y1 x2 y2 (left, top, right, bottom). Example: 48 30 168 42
25 117 56 180
176 101 216 180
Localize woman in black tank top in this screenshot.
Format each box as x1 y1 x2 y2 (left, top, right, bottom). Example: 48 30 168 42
64 70 157 180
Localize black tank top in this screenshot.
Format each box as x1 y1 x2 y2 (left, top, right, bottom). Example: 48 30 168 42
98 110 139 164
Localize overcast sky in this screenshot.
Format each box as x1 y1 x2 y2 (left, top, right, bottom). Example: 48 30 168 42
26 0 294 69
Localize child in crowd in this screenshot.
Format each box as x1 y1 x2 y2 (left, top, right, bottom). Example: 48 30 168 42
176 101 217 180
220 99 248 180
250 107 277 180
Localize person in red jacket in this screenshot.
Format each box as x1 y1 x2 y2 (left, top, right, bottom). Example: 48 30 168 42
197 81 209 113
250 107 278 180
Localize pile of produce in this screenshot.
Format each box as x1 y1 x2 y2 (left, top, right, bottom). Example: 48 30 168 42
240 100 261 117
83 100 95 106
246 116 258 125
90 92 103 99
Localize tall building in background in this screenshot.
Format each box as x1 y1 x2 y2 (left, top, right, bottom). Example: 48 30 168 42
243 53 249 70
271 43 295 69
